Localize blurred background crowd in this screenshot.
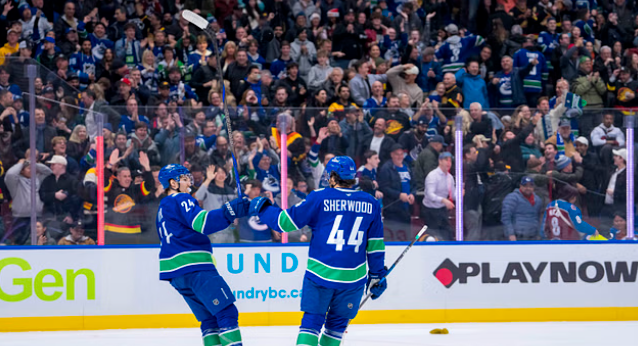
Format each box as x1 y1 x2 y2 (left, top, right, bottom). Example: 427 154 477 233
0 0 635 245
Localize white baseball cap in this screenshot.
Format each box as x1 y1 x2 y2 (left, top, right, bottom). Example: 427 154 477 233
575 136 589 146
612 148 627 161
46 155 68 166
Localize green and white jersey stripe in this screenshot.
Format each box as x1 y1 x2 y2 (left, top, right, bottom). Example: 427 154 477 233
159 251 213 273
307 258 367 283
191 210 207 233
219 327 242 346
278 210 300 233
296 330 319 346
366 237 385 254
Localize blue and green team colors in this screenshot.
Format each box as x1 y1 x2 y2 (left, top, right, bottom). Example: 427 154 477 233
156 193 234 280
257 187 386 289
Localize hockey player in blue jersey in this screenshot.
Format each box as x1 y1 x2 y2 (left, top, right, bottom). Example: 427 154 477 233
249 156 387 346
513 38 548 106
156 164 250 346
69 39 97 91
435 24 484 73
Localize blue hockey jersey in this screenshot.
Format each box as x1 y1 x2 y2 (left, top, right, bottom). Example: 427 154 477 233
69 52 97 90
88 34 114 61
541 200 597 240
156 193 234 280
574 19 595 43
435 35 485 73
537 31 559 65
513 49 547 94
257 187 386 289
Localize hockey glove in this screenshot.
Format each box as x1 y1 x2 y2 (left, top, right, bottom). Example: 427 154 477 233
249 196 272 217
366 267 388 300
223 197 250 221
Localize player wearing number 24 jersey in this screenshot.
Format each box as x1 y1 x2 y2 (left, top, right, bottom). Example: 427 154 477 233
250 156 387 346
156 164 250 346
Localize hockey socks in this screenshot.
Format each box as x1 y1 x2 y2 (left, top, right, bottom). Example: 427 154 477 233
202 329 221 346
296 328 320 346
319 330 343 346
219 327 242 346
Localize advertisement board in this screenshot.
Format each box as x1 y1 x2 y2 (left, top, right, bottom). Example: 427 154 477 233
0 243 637 332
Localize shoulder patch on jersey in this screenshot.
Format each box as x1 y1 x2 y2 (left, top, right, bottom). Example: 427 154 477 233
571 205 577 210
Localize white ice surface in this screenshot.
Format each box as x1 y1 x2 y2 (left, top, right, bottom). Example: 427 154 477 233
1 322 636 346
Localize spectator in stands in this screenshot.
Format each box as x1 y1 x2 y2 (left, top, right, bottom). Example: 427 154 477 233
328 84 356 119
465 103 494 142
422 151 455 240
387 63 423 107
600 148 627 230
379 143 415 233
573 136 604 217
591 112 626 166
290 28 316 81
340 106 371 161
270 41 293 80
0 28 20 66
155 113 182 167
119 97 150 134
15 108 56 158
320 117 348 157
572 56 606 137
210 135 232 168
3 158 52 245
275 177 310 242
440 72 463 116
67 125 89 162
357 150 383 200
349 59 388 107
195 164 237 243
560 40 590 82
307 50 333 93
57 220 96 245
463 143 490 241
455 59 489 110
362 118 395 167
546 119 576 158
238 180 274 242
276 62 308 107
500 112 541 174
181 131 211 169
501 176 543 241
371 95 411 141
50 136 79 177
363 81 387 118
39 154 78 227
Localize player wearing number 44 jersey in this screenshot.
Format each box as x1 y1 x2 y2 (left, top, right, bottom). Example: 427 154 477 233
250 156 388 346
156 164 250 346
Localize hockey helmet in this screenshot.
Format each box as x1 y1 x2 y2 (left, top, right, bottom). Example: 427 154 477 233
158 164 193 189
320 156 356 187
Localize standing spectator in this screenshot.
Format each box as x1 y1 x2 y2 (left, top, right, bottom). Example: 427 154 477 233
465 103 494 142
249 137 281 196
320 118 349 157
370 96 411 141
591 112 625 166
180 131 211 169
225 49 252 99
422 152 455 240
490 55 533 109
14 108 56 158
270 41 294 80
572 56 606 138
57 220 96 245
118 97 150 134
573 136 604 217
129 123 159 165
500 112 541 174
387 63 423 107
440 72 463 117
307 50 333 93
275 62 308 107
399 116 429 162
328 84 357 120
339 106 371 162
67 125 89 162
39 155 79 230
361 118 395 167
274 177 310 242
513 38 547 106
378 143 416 235
455 59 489 110
115 23 145 68
363 81 387 119
349 60 388 107
463 143 490 241
608 67 638 111
155 113 182 167
53 1 78 42
3 158 52 245
417 47 443 95
546 119 576 158
560 40 590 83
600 148 627 230
501 176 543 241
356 150 384 200
49 136 80 177
290 28 316 82
194 164 237 243
413 134 446 192
436 24 485 73
210 136 233 168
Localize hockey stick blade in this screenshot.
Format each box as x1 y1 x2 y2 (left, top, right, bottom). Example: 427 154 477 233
182 10 208 30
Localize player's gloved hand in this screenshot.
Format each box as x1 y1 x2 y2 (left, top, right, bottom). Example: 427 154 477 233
367 267 388 300
223 197 250 221
249 196 272 217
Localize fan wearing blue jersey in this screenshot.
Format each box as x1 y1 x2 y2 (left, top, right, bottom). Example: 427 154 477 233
156 164 250 346
249 156 388 346
513 38 548 106
435 24 484 74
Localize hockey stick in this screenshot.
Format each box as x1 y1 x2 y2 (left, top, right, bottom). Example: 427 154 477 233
359 225 428 309
182 10 243 197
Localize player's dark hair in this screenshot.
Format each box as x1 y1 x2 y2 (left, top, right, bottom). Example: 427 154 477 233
363 150 378 163
558 185 578 202
330 171 356 188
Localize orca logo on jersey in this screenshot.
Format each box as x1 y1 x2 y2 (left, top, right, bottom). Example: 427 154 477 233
433 258 638 288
